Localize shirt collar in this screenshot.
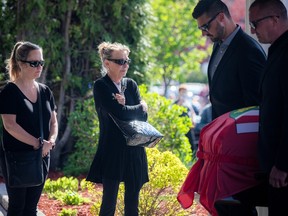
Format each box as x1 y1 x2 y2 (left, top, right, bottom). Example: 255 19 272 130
221 25 240 47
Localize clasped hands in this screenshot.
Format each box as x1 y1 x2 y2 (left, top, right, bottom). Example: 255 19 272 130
269 166 288 188
42 140 55 157
34 138 55 157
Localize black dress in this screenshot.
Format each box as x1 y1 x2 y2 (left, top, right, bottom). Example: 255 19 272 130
86 75 149 191
0 82 56 151
0 82 56 179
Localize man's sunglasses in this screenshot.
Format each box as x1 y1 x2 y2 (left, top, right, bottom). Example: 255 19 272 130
198 12 221 32
107 59 131 65
249 15 279 30
20 60 45 67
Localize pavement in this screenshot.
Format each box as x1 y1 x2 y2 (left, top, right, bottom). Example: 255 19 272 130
0 183 8 216
0 183 45 216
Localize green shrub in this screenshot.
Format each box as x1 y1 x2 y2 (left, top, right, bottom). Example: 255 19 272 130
140 148 189 215
90 201 102 216
58 208 78 216
80 178 95 191
61 190 89 205
43 176 90 205
44 177 79 194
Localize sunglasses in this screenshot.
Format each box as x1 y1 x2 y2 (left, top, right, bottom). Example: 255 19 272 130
249 15 279 30
198 12 221 32
20 60 45 67
107 59 131 65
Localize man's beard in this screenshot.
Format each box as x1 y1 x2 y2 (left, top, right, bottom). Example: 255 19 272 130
210 25 224 43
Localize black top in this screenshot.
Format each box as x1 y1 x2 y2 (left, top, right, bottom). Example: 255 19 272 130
86 75 149 191
258 30 288 173
0 82 56 151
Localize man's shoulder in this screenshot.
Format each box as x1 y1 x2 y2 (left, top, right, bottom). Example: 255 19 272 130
236 29 258 44
233 29 265 54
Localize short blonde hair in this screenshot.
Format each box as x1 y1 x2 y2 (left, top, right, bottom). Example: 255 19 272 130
98 42 130 63
98 42 130 75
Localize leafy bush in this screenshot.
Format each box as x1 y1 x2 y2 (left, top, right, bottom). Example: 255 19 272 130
63 191 90 205
44 177 79 194
58 208 78 216
65 85 193 176
123 148 189 215
43 177 90 205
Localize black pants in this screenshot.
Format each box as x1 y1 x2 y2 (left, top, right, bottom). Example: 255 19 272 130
100 178 141 216
0 149 49 216
268 184 288 216
214 182 268 216
6 183 45 216
214 200 258 216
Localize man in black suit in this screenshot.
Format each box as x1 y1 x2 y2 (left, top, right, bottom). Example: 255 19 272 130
249 0 288 215
192 0 266 120
192 0 267 215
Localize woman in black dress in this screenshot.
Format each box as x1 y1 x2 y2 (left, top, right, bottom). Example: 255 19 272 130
0 41 58 216
86 42 149 216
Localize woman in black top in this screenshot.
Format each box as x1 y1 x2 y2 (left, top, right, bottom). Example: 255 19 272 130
86 42 149 216
0 41 58 216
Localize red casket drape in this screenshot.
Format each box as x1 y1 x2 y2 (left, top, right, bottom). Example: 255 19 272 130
177 106 263 215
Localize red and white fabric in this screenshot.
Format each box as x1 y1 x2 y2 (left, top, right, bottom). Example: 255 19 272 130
177 106 262 216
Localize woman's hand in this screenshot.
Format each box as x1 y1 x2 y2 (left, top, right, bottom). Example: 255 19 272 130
114 93 126 105
42 140 54 157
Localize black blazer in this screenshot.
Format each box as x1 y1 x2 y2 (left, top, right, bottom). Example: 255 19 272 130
86 75 149 190
208 28 266 119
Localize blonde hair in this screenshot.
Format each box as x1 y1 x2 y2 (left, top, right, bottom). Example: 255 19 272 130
5 41 42 81
98 42 130 62
98 42 130 74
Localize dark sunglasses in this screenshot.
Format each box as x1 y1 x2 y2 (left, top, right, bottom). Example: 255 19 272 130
107 59 131 65
20 60 45 67
249 15 279 30
198 12 221 32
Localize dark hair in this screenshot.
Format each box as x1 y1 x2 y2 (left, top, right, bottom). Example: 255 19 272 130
250 0 287 19
192 0 231 19
5 41 42 81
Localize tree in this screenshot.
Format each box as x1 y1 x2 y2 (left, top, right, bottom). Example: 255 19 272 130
0 0 150 169
146 0 209 97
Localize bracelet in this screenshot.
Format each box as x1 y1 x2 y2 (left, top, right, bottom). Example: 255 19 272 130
38 137 44 148
51 143 56 150
33 138 43 150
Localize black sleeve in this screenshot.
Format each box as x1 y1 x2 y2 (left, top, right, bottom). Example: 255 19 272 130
0 83 18 114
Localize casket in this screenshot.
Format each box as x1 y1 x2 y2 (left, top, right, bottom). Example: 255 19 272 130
177 106 262 215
